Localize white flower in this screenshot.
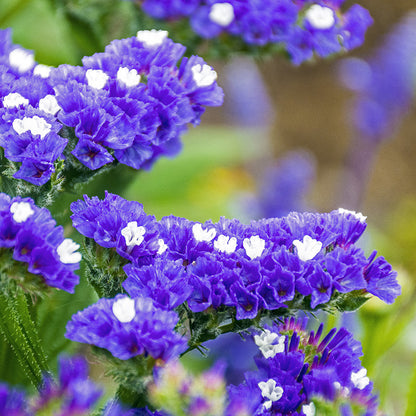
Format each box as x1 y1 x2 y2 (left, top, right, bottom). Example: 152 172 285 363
112 297 136 323
191 64 218 87
293 235 322 261
157 238 168 254
243 235 265 260
85 69 109 89
305 4 336 30
10 202 34 223
57 239 82 264
258 379 283 410
351 368 370 390
302 402 316 416
136 30 168 48
254 329 285 358
39 95 61 115
33 64 52 78
117 67 141 87
214 234 237 254
337 208 367 223
121 222 146 247
9 48 35 73
209 3 235 26
12 116 51 138
2 92 29 109
192 223 216 242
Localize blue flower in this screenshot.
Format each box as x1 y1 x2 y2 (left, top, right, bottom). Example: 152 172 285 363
66 294 188 361
0 193 81 293
0 383 28 416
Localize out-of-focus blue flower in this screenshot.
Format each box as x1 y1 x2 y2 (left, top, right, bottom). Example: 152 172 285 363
0 193 81 293
0 383 28 416
137 0 373 65
340 12 416 142
225 318 381 415
33 355 102 415
71 193 400 320
65 294 188 361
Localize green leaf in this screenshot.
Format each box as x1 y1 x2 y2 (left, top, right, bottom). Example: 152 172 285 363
0 280 50 388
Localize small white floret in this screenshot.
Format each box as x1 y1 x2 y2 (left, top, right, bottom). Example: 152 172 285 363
209 3 235 26
12 116 52 139
33 64 52 78
191 64 218 87
136 30 168 48
214 234 237 254
302 402 316 416
57 239 82 264
157 238 168 255
9 48 35 73
121 221 146 247
351 368 370 390
254 330 285 359
305 4 336 30
3 92 29 109
112 297 136 323
85 69 109 89
293 235 322 261
192 223 217 242
117 67 141 87
258 379 283 410
243 235 265 260
10 202 34 223
337 208 367 223
39 95 61 115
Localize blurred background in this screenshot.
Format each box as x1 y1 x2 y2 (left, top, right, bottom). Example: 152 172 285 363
1 0 416 414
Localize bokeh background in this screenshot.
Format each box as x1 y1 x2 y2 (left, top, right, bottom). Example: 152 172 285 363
1 0 416 414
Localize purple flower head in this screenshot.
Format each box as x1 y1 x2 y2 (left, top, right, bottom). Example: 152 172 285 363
72 193 400 318
136 0 372 64
340 11 416 142
0 383 28 416
227 318 380 415
0 193 81 293
33 355 102 415
66 294 188 361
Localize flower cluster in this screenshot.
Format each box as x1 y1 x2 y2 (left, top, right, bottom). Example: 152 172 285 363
71 192 400 321
66 294 188 361
0 355 102 416
139 0 373 64
226 318 380 415
0 193 81 293
340 11 416 142
0 28 223 185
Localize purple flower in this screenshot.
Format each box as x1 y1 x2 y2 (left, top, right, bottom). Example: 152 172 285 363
71 193 400 318
66 295 188 361
0 193 81 293
226 318 381 415
340 11 416 142
0 383 28 416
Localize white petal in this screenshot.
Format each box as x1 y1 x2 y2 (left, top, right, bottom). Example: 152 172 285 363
243 235 265 260
192 223 216 242
10 202 34 223
117 67 141 87
3 93 29 108
136 30 168 48
337 207 367 223
191 64 218 87
57 239 82 264
305 4 335 30
9 48 35 73
121 222 146 247
86 69 109 89
214 234 237 253
293 235 322 261
112 297 136 323
39 95 61 115
209 3 235 26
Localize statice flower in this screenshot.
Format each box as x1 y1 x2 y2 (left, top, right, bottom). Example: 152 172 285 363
137 0 373 64
66 294 188 361
71 193 400 322
32 355 102 415
50 30 223 171
0 383 28 416
0 28 223 186
340 12 416 142
0 192 81 293
226 318 381 415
